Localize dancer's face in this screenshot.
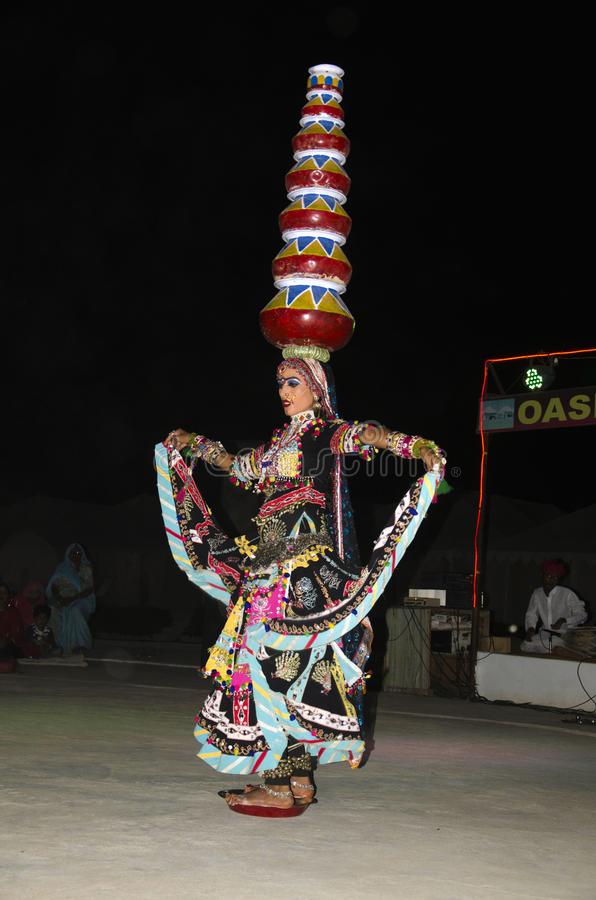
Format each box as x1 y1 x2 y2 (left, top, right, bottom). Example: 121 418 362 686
277 368 315 417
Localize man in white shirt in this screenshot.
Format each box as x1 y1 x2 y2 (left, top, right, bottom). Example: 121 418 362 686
521 559 587 654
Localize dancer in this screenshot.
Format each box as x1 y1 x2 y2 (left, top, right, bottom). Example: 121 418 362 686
156 65 445 815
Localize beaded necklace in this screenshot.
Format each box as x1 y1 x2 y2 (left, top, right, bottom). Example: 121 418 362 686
256 410 325 494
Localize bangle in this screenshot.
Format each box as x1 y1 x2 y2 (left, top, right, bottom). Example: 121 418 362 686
182 433 198 462
186 434 205 456
204 441 227 466
385 432 423 459
386 433 446 466
411 439 446 465
185 436 226 466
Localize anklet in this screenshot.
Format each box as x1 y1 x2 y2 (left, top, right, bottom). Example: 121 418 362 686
290 780 314 791
263 785 292 799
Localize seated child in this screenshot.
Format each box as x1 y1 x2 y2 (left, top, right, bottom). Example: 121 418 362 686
25 604 61 658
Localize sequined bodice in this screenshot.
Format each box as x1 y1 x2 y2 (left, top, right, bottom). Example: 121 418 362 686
228 414 369 571
260 410 321 487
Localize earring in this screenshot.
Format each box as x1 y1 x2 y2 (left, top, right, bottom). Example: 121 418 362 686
312 398 322 418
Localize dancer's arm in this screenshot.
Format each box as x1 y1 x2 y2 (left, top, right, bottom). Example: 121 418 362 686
329 422 445 472
359 425 445 473
162 429 234 472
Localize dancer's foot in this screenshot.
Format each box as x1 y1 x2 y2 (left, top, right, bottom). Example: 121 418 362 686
290 776 316 806
226 785 294 809
233 778 315 802
217 783 259 799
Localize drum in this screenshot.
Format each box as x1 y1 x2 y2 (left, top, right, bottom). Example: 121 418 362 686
561 626 596 658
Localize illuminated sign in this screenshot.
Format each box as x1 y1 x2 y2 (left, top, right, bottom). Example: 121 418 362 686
480 386 596 433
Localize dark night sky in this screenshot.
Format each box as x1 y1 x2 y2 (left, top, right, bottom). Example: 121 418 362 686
3 8 593 512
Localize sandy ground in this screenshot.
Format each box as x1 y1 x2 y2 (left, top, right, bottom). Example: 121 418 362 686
2 657 596 900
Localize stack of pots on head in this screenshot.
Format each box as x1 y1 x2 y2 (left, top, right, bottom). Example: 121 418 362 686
260 64 355 363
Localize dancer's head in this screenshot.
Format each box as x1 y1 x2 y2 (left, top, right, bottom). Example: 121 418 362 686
276 358 335 419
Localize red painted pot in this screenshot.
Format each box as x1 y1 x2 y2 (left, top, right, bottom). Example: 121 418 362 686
272 254 352 287
260 306 354 353
285 166 351 198
301 101 343 121
292 130 350 159
279 205 352 239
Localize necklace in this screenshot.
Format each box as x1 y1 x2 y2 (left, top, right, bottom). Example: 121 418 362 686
256 413 325 492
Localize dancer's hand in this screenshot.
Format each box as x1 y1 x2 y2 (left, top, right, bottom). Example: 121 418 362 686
420 446 444 472
164 429 193 451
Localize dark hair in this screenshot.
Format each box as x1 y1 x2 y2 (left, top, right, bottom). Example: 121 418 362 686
33 604 52 618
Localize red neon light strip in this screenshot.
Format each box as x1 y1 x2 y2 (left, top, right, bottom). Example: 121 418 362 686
472 346 596 609
472 362 489 609
486 347 596 364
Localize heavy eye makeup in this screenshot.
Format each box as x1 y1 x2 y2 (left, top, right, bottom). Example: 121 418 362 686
277 377 302 388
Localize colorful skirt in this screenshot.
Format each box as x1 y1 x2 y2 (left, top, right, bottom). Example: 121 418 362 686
155 443 439 776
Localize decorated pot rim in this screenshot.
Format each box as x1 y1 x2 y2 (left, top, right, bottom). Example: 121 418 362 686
299 113 345 129
273 274 347 294
293 147 346 165
287 187 347 205
308 63 345 78
281 227 347 246
306 88 343 103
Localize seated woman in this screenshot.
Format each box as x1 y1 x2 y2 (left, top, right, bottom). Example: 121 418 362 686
47 544 96 655
10 580 46 629
0 581 24 660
